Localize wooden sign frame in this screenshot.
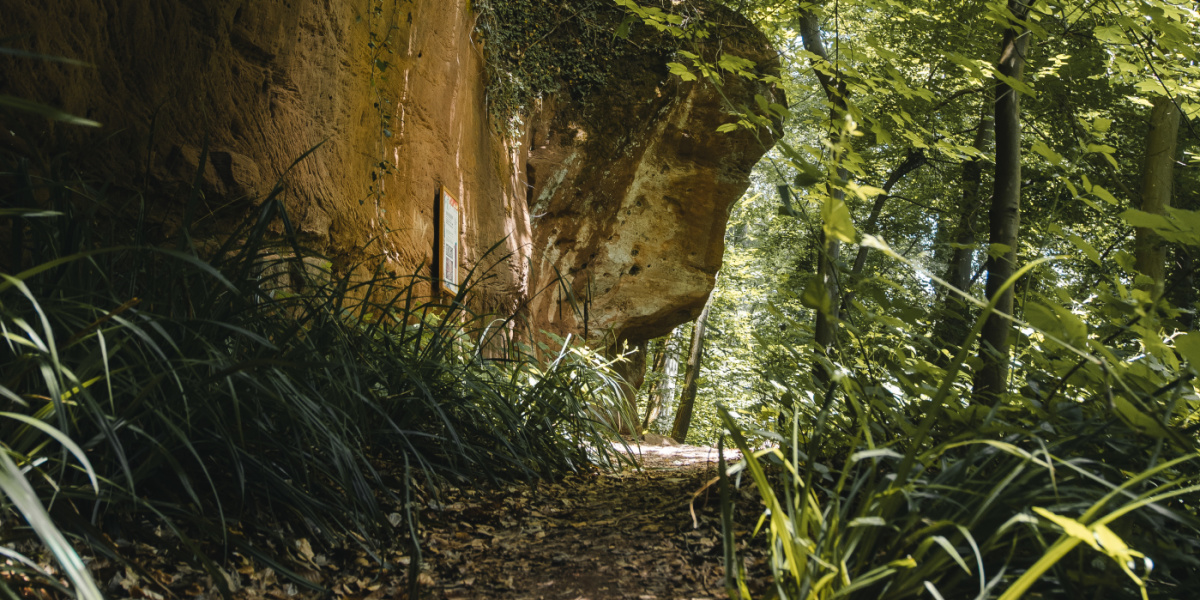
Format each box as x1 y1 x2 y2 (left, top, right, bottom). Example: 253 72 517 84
436 186 461 296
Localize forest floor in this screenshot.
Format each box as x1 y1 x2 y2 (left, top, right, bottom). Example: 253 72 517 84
419 442 768 600
23 442 769 600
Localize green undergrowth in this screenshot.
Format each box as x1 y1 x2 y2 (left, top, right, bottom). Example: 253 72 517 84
0 146 632 598
716 258 1200 599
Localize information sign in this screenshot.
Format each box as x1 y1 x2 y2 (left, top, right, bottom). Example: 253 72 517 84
438 187 460 295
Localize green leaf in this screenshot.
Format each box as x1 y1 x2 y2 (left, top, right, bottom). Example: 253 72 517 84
1093 117 1112 132
849 516 889 527
717 53 756 75
613 13 636 39
929 535 972 574
667 62 697 81
1175 332 1200 368
1031 141 1063 165
848 182 887 200
716 123 739 133
822 197 857 243
1049 302 1087 343
1112 395 1169 438
1063 179 1079 198
802 278 831 313
1121 208 1173 230
1092 524 1139 564
850 448 902 462
754 94 770 115
776 184 796 216
1022 302 1089 350
0 412 98 492
992 67 1036 97
1091 185 1118 205
1033 507 1098 550
1122 208 1200 245
986 243 1012 259
1067 234 1101 265
0 453 105 600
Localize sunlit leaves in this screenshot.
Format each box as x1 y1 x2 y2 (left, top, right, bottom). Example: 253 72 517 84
1031 140 1064 165
821 196 857 243
689 0 1200 595
991 66 1038 97
1025 300 1088 350
718 53 757 77
1122 207 1200 246
802 278 832 313
667 61 697 81
1066 233 1102 265
1174 333 1200 370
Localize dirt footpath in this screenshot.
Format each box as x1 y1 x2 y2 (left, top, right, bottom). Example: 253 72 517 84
420 443 766 600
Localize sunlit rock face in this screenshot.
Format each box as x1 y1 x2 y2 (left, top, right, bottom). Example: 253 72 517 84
0 0 531 312
1 1 778 339
524 6 782 345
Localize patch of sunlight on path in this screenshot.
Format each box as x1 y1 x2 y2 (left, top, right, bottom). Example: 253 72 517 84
422 441 764 600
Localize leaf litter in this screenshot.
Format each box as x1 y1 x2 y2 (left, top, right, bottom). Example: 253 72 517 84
419 442 769 600
5 442 770 600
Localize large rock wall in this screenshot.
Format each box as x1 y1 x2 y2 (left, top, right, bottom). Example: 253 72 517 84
0 0 531 310
0 1 778 343
524 9 781 344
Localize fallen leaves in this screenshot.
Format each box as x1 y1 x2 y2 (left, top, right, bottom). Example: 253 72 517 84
416 443 767 600
7 443 767 600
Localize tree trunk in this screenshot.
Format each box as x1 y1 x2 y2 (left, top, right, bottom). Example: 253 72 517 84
1171 245 1195 330
848 149 927 277
933 105 994 353
670 294 714 444
638 334 668 433
1134 96 1181 293
973 0 1032 402
798 3 848 380
641 327 681 432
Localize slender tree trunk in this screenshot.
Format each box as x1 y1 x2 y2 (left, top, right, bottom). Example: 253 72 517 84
933 105 994 352
1134 96 1181 293
1171 246 1196 329
973 0 1032 402
848 149 927 277
799 3 847 380
641 327 681 432
638 335 669 433
670 294 714 444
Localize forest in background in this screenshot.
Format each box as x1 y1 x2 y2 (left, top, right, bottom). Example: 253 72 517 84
622 0 1200 597
640 0 1199 443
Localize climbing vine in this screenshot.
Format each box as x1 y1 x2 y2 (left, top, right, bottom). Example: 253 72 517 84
472 0 685 133
362 0 401 206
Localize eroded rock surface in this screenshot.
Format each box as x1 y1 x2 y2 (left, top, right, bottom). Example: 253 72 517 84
0 0 531 311
1 1 778 341
524 7 781 345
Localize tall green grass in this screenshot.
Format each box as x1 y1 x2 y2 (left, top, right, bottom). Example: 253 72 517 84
718 247 1200 599
0 143 631 597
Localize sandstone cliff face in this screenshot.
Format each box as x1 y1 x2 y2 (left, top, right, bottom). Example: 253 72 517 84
0 1 777 344
524 9 781 345
0 0 530 310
